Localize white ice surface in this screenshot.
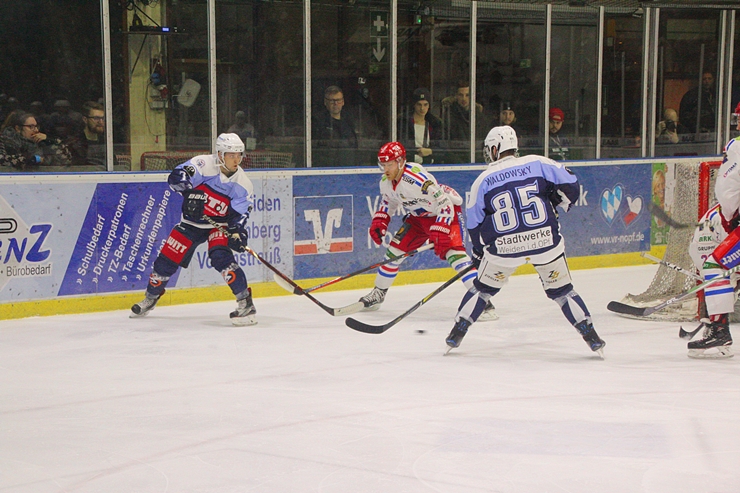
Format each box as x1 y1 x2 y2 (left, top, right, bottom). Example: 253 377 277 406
1 265 739 493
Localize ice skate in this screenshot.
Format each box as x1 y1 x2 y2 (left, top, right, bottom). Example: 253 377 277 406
445 318 472 353
231 289 257 326
688 318 733 359
130 291 164 318
359 287 387 311
574 320 605 358
477 300 499 321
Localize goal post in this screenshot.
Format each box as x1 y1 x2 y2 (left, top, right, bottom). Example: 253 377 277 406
618 160 722 322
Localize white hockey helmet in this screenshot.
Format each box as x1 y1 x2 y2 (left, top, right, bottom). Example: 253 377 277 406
215 133 245 170
483 125 518 164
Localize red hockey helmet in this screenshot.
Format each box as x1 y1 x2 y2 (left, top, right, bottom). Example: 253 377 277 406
732 102 740 127
377 141 406 169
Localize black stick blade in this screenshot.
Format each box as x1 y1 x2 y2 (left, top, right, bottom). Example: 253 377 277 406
345 317 390 334
647 202 692 229
607 301 649 316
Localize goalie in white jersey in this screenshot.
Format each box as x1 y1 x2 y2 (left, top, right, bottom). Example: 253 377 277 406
130 133 258 325
685 111 740 358
357 141 497 321
445 126 605 357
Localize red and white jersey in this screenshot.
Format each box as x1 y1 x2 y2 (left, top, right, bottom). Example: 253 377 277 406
377 162 462 225
715 138 740 223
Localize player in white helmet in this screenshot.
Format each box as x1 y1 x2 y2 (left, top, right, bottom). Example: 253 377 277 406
445 125 605 357
131 133 258 325
683 107 740 358
355 141 497 321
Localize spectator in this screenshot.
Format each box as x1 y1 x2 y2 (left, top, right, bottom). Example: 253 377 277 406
49 99 83 140
0 111 71 170
227 110 256 148
548 107 569 161
442 80 484 143
68 101 106 167
311 85 358 166
398 88 444 164
497 102 520 135
656 108 689 144
28 101 52 135
679 71 716 133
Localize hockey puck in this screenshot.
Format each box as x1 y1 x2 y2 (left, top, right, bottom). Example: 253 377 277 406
416 329 426 334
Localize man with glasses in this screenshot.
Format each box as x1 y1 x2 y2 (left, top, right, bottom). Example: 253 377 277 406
311 85 358 166
68 101 106 167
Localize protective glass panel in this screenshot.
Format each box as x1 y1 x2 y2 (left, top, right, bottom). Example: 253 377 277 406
655 9 721 157
550 6 600 161
476 3 547 160
600 12 644 158
311 1 391 168
216 0 304 168
0 1 107 172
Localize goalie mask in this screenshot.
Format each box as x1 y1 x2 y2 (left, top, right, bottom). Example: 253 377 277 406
215 133 245 170
483 125 518 164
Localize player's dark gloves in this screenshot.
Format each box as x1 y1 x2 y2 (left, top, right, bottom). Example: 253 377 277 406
182 189 207 219
228 215 249 251
471 247 483 270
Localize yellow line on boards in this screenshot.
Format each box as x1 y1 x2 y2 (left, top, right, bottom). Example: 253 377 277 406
0 245 666 321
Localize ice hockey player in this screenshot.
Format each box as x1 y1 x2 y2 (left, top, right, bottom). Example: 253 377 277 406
357 141 497 321
130 133 257 325
445 125 605 356
684 117 740 357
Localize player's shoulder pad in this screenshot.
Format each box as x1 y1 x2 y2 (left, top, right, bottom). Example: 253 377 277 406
420 179 435 193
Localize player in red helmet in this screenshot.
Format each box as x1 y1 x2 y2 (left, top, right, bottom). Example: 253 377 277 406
355 141 498 321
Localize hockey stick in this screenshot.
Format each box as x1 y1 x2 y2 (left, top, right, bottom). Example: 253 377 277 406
345 264 475 334
202 216 353 316
640 252 702 281
273 243 435 295
647 201 693 229
679 323 703 340
607 263 740 317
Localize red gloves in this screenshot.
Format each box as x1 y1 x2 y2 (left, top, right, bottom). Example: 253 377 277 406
369 211 391 245
429 223 452 259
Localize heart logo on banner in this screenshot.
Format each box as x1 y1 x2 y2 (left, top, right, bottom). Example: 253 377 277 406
623 196 642 226
600 185 623 224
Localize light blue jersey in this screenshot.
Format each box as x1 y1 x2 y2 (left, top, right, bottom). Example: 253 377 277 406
467 154 579 258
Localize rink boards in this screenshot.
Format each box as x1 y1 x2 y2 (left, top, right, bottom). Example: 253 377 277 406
0 157 707 318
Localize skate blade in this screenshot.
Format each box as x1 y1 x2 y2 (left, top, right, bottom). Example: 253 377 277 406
688 347 734 359
231 315 258 326
595 348 605 360
359 304 381 313
129 310 149 318
444 346 454 356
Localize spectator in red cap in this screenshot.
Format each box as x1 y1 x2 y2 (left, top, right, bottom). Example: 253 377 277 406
548 107 569 160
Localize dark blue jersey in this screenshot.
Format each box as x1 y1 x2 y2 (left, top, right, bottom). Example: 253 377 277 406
467 154 579 257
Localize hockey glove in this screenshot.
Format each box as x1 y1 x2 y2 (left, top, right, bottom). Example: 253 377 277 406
168 168 193 193
369 211 391 245
181 189 207 220
428 223 452 259
471 247 483 270
227 215 249 251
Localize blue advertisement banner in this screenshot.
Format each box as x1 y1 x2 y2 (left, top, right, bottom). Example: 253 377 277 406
292 163 651 280
59 183 180 295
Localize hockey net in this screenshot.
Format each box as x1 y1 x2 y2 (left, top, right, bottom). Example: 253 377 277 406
140 150 293 170
618 160 721 322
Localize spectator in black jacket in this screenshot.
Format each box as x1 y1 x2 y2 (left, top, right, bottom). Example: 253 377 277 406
398 88 444 164
0 111 71 170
